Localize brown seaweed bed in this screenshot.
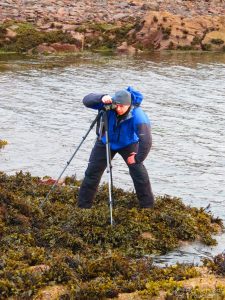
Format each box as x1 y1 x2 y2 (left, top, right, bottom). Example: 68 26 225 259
0 140 7 149
0 171 225 299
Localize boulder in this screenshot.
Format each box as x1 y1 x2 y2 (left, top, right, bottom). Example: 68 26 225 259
202 30 225 50
34 43 56 54
117 41 136 54
5 28 17 38
70 31 85 50
51 42 78 52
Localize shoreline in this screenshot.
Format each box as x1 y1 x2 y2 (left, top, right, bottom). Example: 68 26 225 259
0 1 225 54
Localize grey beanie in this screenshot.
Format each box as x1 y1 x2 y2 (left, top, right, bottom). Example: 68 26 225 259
112 90 131 105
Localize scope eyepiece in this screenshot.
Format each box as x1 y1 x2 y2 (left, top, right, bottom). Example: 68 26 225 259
103 103 117 111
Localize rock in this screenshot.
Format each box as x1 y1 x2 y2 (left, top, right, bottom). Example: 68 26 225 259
51 42 78 52
140 232 156 240
117 291 142 300
35 43 79 53
112 13 129 20
27 264 50 276
70 31 85 50
62 24 76 31
33 285 69 300
117 41 136 54
57 7 66 17
5 28 17 38
202 30 225 50
135 11 225 50
51 22 63 29
34 43 56 54
0 0 225 52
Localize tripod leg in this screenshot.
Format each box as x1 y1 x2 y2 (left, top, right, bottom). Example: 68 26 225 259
41 110 103 206
103 111 114 226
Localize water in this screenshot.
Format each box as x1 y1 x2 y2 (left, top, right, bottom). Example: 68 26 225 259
1 52 225 265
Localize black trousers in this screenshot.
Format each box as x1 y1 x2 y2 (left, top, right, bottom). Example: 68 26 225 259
78 140 154 208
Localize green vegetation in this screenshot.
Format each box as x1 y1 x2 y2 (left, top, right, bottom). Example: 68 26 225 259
0 171 223 298
76 22 136 51
177 45 195 51
191 36 201 46
0 21 138 53
182 29 189 35
202 43 212 51
153 16 158 23
167 41 174 50
203 253 225 276
211 38 224 45
1 21 225 54
162 26 172 40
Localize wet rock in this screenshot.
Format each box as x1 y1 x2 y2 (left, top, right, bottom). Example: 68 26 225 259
47 42 78 52
33 285 69 300
34 43 56 54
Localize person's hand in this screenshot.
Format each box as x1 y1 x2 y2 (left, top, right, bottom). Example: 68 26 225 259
127 152 136 165
102 95 112 104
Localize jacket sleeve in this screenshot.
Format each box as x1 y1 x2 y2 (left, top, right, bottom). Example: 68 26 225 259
135 124 152 163
83 93 105 110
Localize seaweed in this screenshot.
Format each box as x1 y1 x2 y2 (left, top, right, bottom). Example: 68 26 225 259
0 140 8 148
0 171 223 298
211 38 224 45
203 252 225 276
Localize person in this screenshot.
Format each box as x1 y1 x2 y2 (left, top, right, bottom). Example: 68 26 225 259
78 86 154 209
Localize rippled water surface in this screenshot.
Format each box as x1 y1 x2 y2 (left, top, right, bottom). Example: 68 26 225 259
1 52 225 264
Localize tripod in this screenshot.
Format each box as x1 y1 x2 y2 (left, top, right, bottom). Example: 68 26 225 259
42 108 114 226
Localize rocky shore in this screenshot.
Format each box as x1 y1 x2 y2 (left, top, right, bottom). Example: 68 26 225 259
0 0 224 23
0 0 225 53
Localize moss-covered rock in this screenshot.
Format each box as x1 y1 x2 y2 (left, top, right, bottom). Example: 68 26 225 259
0 22 80 53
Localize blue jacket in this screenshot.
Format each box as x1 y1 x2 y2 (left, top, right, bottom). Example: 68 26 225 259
83 91 152 163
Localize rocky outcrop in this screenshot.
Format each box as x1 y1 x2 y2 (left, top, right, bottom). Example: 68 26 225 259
0 1 225 53
134 11 225 51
